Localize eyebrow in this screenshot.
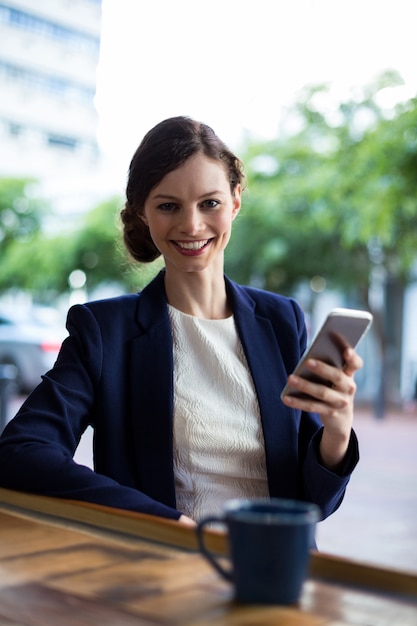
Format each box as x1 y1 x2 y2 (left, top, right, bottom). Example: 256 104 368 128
151 190 227 201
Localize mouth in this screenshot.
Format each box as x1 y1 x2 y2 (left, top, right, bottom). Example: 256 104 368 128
173 239 213 252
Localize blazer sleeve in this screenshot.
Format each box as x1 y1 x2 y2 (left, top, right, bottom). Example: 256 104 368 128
0 303 182 521
287 299 360 520
299 419 359 520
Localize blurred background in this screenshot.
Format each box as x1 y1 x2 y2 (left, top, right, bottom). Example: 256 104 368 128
0 0 416 571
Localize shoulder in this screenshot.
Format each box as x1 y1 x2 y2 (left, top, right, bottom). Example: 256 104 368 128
64 294 143 346
66 271 167 336
70 293 140 322
83 293 140 317
227 277 304 329
227 278 307 356
227 278 308 372
244 284 301 313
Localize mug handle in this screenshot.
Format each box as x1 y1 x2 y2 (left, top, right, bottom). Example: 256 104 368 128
196 516 233 582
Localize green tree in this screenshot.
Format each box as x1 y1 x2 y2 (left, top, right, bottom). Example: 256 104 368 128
0 230 71 294
69 196 125 290
0 194 161 297
69 196 163 293
0 178 46 252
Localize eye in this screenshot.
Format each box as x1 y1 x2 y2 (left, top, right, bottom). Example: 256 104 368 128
158 202 178 212
202 199 219 209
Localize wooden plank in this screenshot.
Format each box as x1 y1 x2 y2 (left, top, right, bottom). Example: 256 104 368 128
1 488 417 601
0 511 91 561
0 583 151 626
0 488 205 551
309 551 417 599
301 579 417 626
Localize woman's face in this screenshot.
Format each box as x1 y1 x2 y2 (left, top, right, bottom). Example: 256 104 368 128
142 153 241 275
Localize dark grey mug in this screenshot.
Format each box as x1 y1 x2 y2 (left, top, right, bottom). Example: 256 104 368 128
196 498 320 605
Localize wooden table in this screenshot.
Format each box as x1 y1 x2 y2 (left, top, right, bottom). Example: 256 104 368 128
0 488 416 625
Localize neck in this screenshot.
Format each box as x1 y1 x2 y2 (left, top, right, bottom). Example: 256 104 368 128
164 268 231 320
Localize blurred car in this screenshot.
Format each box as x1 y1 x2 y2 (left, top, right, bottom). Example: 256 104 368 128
0 309 67 393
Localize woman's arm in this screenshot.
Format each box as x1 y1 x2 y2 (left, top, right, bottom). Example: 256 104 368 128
0 386 182 520
282 347 363 471
0 303 182 522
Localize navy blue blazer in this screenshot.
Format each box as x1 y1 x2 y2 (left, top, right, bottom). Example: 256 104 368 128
0 271 358 521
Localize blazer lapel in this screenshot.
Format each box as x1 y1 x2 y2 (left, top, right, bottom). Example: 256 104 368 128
129 272 177 507
227 278 300 497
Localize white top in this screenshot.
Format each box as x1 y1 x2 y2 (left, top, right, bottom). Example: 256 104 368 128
168 305 269 522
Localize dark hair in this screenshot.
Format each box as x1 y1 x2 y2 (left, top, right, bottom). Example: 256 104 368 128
120 116 245 263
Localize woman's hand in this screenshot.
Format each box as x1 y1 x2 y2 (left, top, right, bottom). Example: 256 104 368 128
178 514 197 527
281 348 363 471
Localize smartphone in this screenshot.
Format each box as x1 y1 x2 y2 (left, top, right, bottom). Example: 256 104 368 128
280 308 373 400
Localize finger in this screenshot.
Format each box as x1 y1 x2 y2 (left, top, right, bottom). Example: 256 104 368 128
286 372 351 405
289 357 357 399
343 348 363 376
282 384 349 415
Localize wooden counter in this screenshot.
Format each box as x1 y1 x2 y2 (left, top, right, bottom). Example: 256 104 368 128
0 488 416 625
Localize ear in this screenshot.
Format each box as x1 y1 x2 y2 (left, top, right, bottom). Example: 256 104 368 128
140 213 149 226
231 184 241 221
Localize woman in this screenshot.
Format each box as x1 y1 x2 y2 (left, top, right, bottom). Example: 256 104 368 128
0 116 361 527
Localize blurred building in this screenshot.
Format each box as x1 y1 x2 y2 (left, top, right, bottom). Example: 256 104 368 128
0 0 104 219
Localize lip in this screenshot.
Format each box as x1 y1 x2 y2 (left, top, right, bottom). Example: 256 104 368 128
172 239 213 256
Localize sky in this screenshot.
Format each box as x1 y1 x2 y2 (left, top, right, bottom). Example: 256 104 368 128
94 0 417 191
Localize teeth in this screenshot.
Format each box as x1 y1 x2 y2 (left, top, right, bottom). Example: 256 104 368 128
177 240 208 250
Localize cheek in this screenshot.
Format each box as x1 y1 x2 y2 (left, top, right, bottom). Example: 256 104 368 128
145 214 162 234
218 214 234 235
213 217 234 248
146 217 172 248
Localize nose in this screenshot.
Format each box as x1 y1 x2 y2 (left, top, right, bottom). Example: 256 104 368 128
179 206 203 235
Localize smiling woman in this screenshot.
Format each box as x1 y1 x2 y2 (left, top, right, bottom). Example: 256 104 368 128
121 117 244 265
0 116 364 535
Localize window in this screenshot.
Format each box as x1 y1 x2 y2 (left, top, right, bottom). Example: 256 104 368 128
47 134 78 149
8 122 22 136
0 61 95 103
0 3 100 54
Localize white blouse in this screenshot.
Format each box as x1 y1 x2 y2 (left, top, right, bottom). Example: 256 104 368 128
168 305 269 522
